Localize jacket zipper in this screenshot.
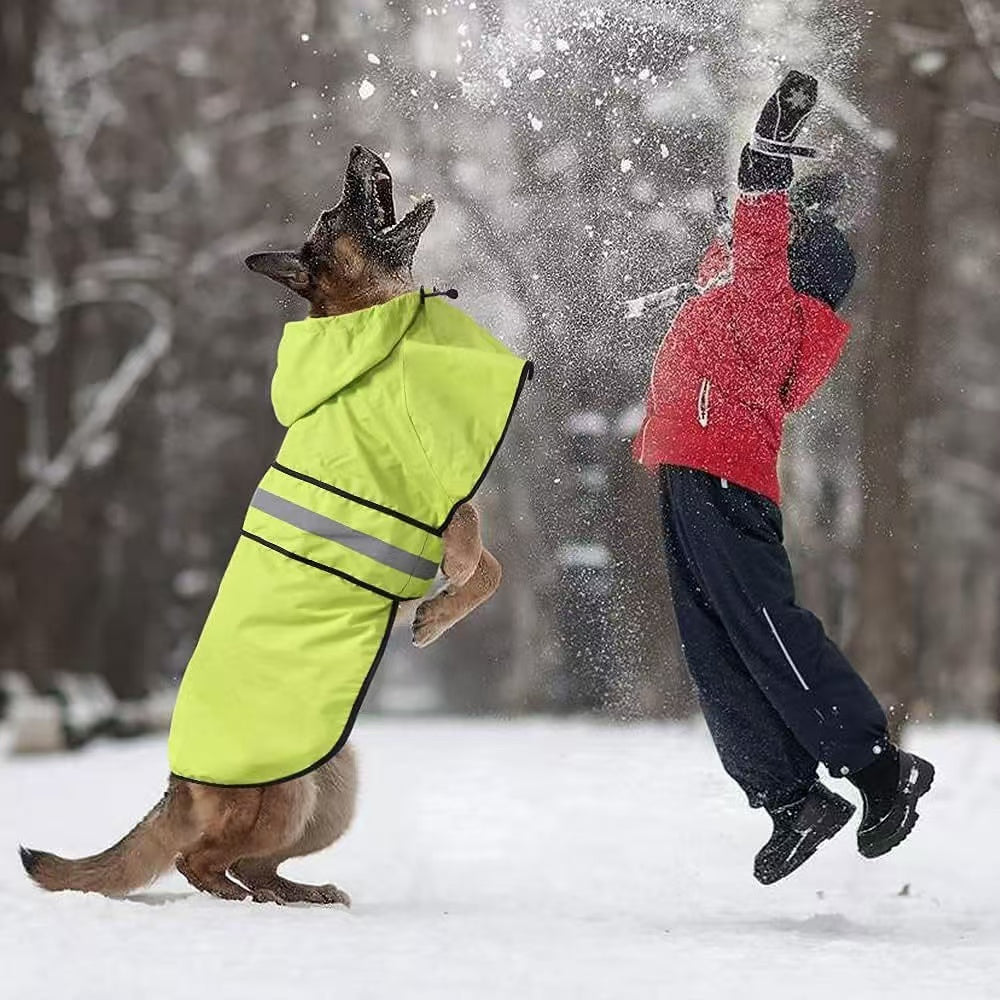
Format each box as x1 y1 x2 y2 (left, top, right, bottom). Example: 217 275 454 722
697 378 711 428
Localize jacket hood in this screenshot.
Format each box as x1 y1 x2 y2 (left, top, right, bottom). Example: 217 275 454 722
271 292 423 427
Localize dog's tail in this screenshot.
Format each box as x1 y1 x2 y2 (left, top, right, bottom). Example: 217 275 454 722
20 784 185 897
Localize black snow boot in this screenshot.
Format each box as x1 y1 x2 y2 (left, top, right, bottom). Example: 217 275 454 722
849 747 935 859
754 782 855 885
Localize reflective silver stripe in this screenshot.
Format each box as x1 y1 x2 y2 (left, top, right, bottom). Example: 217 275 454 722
762 605 810 691
250 488 438 581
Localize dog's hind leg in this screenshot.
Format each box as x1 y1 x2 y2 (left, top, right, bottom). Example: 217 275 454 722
411 546 502 648
174 786 265 901
231 748 357 906
176 853 249 901
230 860 351 906
176 775 318 903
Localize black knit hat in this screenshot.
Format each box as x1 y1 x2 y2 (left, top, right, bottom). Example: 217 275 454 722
789 215 856 311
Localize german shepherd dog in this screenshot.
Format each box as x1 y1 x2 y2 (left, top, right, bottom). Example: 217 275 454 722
19 147 503 905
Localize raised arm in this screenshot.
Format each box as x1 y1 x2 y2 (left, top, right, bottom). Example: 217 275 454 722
731 71 818 300
730 186 791 300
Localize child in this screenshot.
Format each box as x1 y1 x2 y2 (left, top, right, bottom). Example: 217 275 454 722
633 72 934 884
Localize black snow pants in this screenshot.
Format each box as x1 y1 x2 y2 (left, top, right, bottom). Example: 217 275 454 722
660 465 889 809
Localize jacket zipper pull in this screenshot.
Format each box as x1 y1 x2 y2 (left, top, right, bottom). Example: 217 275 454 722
697 378 711 428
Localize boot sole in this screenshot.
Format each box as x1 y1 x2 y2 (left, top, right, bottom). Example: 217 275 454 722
858 758 935 860
755 801 856 886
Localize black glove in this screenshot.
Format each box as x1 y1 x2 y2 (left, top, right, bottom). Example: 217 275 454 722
739 71 819 193
753 70 818 152
739 143 792 192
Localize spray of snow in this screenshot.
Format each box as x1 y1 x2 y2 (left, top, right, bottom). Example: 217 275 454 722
624 282 694 321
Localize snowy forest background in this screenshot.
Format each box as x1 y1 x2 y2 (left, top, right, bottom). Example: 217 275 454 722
2 0 999 742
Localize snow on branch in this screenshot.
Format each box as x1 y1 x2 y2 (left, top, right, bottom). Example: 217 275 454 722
133 97 325 215
221 99 328 145
2 285 173 543
188 223 287 277
59 20 197 89
935 454 1000 498
959 0 1000 83
967 100 1000 122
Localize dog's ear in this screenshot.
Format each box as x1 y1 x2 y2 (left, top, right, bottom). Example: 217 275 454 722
245 251 310 293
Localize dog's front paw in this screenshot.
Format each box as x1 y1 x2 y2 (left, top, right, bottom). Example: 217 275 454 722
411 596 451 648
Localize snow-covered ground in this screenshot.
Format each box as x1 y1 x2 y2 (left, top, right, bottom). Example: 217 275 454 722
2 718 997 999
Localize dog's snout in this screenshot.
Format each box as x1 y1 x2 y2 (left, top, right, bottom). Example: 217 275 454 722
349 145 380 164
348 145 389 176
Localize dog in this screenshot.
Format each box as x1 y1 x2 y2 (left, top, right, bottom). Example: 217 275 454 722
20 147 514 905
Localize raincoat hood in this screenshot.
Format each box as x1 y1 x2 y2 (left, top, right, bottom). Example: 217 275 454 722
271 293 423 427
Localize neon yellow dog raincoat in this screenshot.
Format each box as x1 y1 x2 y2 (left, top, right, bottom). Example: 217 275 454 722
168 291 531 785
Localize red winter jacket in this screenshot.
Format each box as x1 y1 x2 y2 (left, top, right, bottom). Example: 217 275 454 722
632 191 850 504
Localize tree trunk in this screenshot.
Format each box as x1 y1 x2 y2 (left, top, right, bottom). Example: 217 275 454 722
0 1 55 679
852 0 954 733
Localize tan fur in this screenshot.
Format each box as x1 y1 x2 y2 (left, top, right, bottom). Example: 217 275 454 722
21 791 184 897
309 234 413 318
21 157 505 904
22 747 358 903
412 503 502 647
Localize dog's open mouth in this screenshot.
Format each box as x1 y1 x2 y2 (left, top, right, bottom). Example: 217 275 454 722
370 169 396 233
368 168 434 243
341 145 436 265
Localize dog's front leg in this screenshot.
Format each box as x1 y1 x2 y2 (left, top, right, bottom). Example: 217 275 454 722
439 502 483 588
395 503 481 634
411 547 502 648
411 503 498 647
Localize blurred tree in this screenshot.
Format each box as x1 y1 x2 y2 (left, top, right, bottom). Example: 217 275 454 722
851 0 956 732
908 0 1000 720
0 0 60 685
